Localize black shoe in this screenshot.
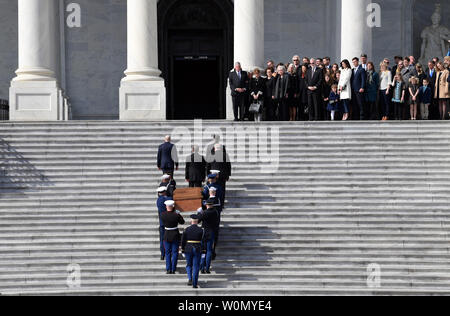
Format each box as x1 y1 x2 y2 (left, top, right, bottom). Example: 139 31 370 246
212 252 217 261
201 269 206 274
166 270 171 274
171 270 176 274
160 255 165 261
188 280 193 286
193 285 198 289
206 269 211 274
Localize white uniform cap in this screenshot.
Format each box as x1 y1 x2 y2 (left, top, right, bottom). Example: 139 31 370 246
164 200 175 207
210 170 221 174
157 187 167 193
161 174 171 180
209 187 217 192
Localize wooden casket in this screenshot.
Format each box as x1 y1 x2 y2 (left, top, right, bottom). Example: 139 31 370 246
173 188 203 212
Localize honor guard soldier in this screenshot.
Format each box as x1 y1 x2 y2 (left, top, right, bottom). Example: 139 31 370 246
181 214 207 289
160 174 176 198
202 174 223 203
156 187 170 260
198 198 220 274
160 200 185 274
206 144 231 206
207 186 222 261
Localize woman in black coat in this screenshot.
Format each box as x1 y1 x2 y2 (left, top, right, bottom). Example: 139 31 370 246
287 64 300 121
264 68 276 121
249 68 266 122
297 64 309 121
272 65 290 121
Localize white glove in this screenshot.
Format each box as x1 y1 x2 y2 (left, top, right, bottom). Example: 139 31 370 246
176 210 181 215
201 254 206 259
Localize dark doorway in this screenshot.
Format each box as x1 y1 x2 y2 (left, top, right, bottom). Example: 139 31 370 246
173 57 221 119
158 0 234 120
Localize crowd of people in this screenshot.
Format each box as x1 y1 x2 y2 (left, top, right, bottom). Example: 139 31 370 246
229 54 450 122
156 135 231 289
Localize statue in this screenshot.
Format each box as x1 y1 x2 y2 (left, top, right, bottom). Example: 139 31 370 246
419 3 450 65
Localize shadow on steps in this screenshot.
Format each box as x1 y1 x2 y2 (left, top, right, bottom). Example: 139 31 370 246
0 138 53 194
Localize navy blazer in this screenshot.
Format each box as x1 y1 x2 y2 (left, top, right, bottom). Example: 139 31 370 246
229 70 249 97
351 65 367 92
157 142 179 171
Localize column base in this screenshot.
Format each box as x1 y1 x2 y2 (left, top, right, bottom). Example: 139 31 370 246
9 81 66 121
119 80 166 121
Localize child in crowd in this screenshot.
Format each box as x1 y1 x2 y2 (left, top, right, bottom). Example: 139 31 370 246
327 84 340 121
322 73 333 120
391 74 406 120
419 78 432 120
408 76 420 120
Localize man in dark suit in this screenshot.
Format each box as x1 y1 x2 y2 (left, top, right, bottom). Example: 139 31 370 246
351 57 367 120
157 135 179 175
229 62 249 121
306 58 323 121
185 145 207 188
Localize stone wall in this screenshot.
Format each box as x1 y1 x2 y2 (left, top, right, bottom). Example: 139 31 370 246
64 0 126 120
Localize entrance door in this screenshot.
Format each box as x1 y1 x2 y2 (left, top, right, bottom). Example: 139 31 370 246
173 56 221 120
158 0 234 121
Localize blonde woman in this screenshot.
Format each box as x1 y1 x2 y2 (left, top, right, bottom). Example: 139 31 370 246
435 61 450 120
379 62 392 120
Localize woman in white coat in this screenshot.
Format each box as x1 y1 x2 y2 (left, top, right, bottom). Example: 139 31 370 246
338 59 352 121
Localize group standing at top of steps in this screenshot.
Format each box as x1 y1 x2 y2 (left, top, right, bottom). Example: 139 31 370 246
230 54 450 122
156 135 232 289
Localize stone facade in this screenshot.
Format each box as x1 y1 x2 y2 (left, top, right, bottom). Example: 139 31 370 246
0 0 448 120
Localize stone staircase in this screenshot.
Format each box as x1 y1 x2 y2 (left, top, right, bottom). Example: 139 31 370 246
0 121 449 296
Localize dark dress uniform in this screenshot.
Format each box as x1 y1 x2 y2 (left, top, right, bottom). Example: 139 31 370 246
202 180 224 205
181 217 207 288
185 153 207 188
206 149 231 206
198 203 220 273
161 210 185 273
156 194 170 258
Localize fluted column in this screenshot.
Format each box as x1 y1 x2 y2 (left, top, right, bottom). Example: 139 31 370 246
341 0 372 62
120 0 166 120
10 0 65 121
13 0 58 82
122 0 161 81
227 0 265 119
234 0 265 71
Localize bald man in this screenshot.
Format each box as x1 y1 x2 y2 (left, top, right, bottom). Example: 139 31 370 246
157 135 179 175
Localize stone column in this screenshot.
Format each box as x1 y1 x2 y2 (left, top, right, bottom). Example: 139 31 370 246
120 0 166 121
340 0 372 62
227 0 265 120
10 0 65 121
234 0 265 71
